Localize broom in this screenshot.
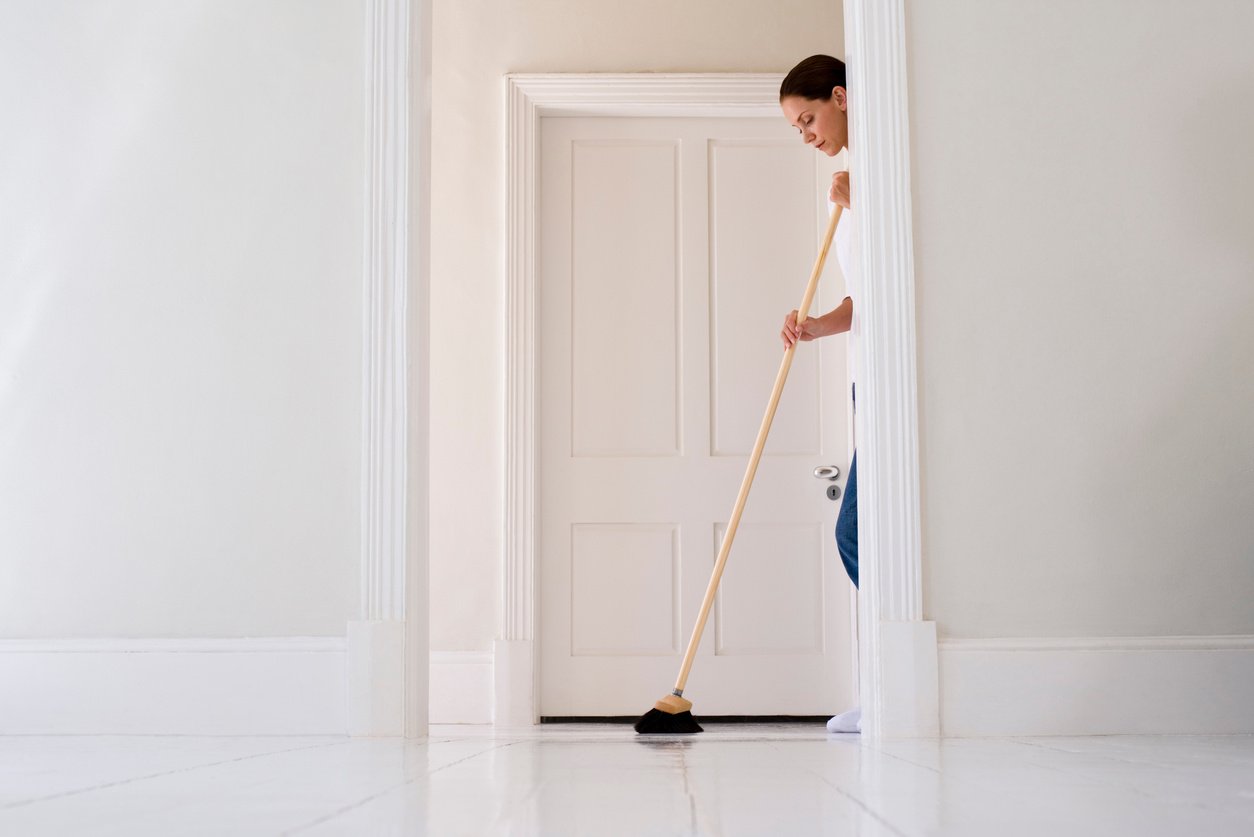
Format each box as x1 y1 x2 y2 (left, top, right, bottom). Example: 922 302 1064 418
635 201 844 734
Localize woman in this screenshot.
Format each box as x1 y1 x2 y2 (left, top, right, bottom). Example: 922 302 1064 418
778 54 861 735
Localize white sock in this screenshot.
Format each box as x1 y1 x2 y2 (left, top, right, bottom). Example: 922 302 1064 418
826 706 861 734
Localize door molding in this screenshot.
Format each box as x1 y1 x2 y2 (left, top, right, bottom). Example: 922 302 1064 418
502 70 931 735
845 0 938 736
350 0 432 739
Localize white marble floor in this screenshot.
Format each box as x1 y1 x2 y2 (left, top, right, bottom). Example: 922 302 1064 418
2 725 1252 836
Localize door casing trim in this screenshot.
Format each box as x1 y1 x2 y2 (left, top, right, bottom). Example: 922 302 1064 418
503 69 931 736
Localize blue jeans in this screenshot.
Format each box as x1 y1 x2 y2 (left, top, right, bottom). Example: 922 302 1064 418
835 383 858 588
836 451 858 588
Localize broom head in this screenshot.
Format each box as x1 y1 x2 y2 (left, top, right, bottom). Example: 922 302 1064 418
634 692 704 734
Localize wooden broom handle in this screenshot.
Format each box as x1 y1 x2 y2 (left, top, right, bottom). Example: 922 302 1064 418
673 202 844 694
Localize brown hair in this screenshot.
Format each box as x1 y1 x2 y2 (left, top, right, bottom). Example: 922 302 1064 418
780 55 846 101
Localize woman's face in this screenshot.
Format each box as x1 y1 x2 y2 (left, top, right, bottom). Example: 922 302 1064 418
780 88 848 156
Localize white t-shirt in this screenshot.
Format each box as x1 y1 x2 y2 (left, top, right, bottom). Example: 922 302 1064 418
828 198 860 396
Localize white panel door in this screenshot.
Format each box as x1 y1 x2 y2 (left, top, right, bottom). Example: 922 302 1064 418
538 116 852 716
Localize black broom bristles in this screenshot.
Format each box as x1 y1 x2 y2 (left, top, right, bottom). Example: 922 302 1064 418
634 708 704 734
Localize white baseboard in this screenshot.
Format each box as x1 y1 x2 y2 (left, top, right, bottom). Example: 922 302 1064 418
939 635 1254 737
0 638 347 735
878 621 939 737
492 639 534 726
430 651 493 724
347 621 405 736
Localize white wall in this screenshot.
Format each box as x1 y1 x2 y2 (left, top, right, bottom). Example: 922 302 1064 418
0 1 366 639
907 0 1254 640
429 0 844 653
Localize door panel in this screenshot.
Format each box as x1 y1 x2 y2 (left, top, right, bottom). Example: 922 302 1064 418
710 140 823 457
570 523 679 656
571 140 680 457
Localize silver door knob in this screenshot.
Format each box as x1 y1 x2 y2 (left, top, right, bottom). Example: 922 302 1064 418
813 465 840 481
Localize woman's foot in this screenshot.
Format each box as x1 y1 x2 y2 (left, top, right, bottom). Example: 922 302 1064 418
826 706 861 733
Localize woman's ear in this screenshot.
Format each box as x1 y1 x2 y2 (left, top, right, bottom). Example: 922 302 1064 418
832 86 848 111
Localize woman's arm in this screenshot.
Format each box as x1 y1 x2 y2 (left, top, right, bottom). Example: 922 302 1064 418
781 296 853 348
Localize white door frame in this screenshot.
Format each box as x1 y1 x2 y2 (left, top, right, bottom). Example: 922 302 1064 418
348 0 432 739
843 0 938 738
501 58 936 737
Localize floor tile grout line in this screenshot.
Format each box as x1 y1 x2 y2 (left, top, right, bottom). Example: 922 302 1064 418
860 743 942 775
808 769 912 837
0 740 350 812
1008 736 1254 770
1009 737 1206 772
1004 738 1232 811
280 740 524 836
766 741 912 837
489 772 549 833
